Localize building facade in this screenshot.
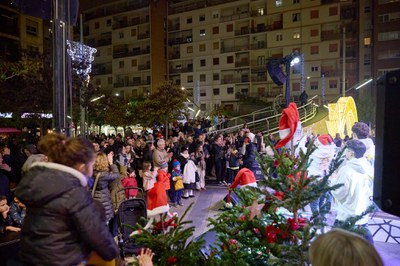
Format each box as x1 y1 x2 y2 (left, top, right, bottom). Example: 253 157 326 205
80 0 400 114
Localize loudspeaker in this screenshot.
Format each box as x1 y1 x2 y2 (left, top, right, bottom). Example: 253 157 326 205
267 61 287 86
223 191 241 206
374 69 400 217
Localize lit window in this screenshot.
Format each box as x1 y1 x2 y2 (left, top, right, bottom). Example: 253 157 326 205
276 0 283 7
258 8 264 16
293 32 301 39
364 37 371 46
200 29 206 36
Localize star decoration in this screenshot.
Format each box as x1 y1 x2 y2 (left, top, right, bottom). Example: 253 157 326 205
246 198 265 220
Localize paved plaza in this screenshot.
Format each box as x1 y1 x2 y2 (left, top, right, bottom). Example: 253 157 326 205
173 181 400 266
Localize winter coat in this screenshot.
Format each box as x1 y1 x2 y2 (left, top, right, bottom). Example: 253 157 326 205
183 159 197 189
330 157 373 225
16 162 119 266
156 169 171 191
242 143 260 171
92 164 120 222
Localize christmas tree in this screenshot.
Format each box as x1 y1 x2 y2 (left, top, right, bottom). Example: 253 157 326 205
206 139 345 266
128 202 205 266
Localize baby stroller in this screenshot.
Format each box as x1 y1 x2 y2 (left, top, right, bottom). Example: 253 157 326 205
115 186 147 259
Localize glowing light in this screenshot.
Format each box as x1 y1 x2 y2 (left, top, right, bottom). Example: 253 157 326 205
290 57 300 67
354 78 373 90
195 109 201 118
66 40 97 78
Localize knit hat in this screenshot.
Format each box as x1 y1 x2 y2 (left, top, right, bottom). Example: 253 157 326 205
275 103 301 149
246 132 256 143
147 182 170 217
312 134 335 159
172 159 180 168
346 139 366 158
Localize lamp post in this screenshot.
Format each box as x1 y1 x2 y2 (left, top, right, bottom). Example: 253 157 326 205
181 86 200 118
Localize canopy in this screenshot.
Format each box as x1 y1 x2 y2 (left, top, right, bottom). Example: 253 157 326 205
0 128 21 134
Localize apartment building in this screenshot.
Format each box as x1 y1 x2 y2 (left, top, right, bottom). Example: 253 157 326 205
81 0 364 113
80 0 166 99
372 0 400 79
0 0 45 62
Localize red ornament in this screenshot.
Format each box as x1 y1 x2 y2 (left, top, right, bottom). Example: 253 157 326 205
274 191 285 201
273 159 280 168
168 256 177 264
228 239 237 246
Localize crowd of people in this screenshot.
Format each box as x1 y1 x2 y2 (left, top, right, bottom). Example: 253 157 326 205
0 113 382 265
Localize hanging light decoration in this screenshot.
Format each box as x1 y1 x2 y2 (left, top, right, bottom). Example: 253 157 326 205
66 40 97 77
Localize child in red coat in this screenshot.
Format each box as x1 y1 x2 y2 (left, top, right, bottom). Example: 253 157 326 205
121 169 138 198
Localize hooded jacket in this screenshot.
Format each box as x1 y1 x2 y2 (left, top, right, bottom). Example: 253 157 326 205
16 162 119 266
330 158 373 225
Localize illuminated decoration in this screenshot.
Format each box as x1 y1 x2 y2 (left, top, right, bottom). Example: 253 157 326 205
325 96 358 137
267 50 302 107
66 40 97 77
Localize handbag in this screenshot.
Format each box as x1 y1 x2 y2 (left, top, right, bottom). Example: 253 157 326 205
175 179 184 190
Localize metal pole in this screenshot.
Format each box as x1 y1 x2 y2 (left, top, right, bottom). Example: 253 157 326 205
53 0 68 135
79 14 86 137
342 27 346 97
285 61 291 107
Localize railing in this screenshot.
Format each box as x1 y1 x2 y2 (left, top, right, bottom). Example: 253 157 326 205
208 99 317 136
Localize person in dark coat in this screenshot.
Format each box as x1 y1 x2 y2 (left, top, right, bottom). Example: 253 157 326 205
241 132 263 180
16 134 119 265
92 152 120 224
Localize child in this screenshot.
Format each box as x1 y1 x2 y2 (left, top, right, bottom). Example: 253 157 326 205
226 144 240 185
171 160 184 207
0 195 21 233
121 168 138 199
140 161 157 192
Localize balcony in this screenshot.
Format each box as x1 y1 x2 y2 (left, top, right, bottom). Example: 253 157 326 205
113 17 149 30
169 66 193 74
169 23 180 31
169 52 180 60
235 60 249 67
84 0 149 21
321 31 340 41
168 36 193 46
113 47 150 58
251 24 267 34
250 43 267 50
114 79 150 88
220 45 249 53
138 32 150 40
221 77 249 84
220 11 249 23
235 28 249 36
138 64 150 71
